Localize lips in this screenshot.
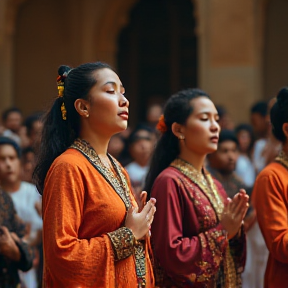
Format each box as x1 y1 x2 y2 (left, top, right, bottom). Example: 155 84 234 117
210 136 219 143
118 111 129 120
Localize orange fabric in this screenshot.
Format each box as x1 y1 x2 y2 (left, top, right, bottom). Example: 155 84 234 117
42 148 154 288
252 162 288 288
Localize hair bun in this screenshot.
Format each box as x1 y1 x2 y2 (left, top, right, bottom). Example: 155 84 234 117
58 65 71 77
277 87 288 109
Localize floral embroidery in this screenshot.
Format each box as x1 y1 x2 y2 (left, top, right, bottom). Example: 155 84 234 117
170 158 239 288
107 227 134 261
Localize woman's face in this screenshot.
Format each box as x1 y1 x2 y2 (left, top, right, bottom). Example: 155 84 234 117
181 97 220 155
237 130 251 153
85 68 129 136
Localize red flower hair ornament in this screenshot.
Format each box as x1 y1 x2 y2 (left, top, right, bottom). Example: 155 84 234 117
156 114 168 134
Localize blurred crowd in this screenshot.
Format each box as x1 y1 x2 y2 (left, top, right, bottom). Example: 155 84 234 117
0 98 281 288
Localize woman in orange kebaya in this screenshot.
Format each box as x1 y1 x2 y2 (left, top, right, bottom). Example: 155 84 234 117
252 87 288 288
34 62 156 288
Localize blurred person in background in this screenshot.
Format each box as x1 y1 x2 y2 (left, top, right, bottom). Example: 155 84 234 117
0 137 42 288
24 112 44 154
124 124 155 203
235 124 256 189
216 104 235 130
1 108 29 148
107 134 125 160
0 187 33 288
21 147 36 183
261 97 282 166
250 101 269 174
206 130 250 198
252 87 288 288
145 103 163 129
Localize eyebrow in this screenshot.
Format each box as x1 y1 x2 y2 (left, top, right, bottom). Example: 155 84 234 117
196 111 219 116
102 81 125 89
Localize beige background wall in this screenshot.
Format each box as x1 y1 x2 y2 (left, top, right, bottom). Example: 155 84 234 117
1 0 287 125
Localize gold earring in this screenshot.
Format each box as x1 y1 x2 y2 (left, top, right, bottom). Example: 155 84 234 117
86 114 89 118
179 135 185 140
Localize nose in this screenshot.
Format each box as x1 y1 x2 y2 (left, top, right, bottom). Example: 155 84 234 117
119 94 129 108
210 119 220 132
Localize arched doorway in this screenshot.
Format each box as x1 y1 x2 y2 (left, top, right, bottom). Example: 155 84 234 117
117 0 197 125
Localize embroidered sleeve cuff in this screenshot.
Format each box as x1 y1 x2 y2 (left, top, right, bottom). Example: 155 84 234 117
107 227 135 261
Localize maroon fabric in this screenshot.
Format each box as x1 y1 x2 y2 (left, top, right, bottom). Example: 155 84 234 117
151 167 245 287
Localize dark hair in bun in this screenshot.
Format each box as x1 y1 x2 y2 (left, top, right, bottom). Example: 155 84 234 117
34 62 113 194
270 87 288 142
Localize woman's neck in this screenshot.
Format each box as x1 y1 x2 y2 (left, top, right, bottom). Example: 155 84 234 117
282 141 288 156
79 132 110 156
178 150 206 172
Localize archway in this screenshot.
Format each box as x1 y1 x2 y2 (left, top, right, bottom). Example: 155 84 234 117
117 0 198 125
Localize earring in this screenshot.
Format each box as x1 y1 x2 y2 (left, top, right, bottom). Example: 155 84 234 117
86 114 89 118
179 135 185 140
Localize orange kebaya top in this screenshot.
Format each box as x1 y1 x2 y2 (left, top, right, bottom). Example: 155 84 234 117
252 161 288 288
42 139 154 288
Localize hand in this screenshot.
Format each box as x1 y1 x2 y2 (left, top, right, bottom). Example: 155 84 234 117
125 198 156 240
0 226 21 261
220 189 249 238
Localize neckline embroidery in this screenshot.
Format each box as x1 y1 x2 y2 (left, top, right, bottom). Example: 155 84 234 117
170 158 224 220
275 150 288 171
70 138 131 210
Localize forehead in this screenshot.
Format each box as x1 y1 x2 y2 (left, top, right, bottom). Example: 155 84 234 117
0 144 18 156
92 68 121 85
218 140 237 149
190 97 217 113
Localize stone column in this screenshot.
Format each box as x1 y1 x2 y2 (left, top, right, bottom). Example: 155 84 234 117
196 0 266 124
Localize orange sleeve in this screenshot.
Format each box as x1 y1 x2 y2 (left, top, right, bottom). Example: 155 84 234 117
43 162 133 287
253 172 288 263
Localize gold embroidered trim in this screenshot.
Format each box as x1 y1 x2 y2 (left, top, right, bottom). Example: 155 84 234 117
70 138 146 287
275 150 288 170
170 158 224 220
71 138 131 210
170 158 238 288
107 227 134 261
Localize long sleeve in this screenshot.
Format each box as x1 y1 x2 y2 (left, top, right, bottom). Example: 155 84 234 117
151 173 228 282
253 170 288 263
43 161 135 287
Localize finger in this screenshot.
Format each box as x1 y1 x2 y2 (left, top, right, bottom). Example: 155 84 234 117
138 191 147 212
0 226 9 236
145 206 156 222
132 206 139 215
233 198 249 218
239 189 246 195
141 198 156 214
10 232 20 242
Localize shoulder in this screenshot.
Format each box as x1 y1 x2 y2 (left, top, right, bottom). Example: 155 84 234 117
256 162 286 180
52 148 88 167
152 167 184 193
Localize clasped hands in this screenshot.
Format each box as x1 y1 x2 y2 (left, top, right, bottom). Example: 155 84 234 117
220 189 249 239
125 191 156 240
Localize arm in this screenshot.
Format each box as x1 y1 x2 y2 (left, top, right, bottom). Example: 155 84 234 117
151 175 228 281
43 161 135 285
253 172 288 263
